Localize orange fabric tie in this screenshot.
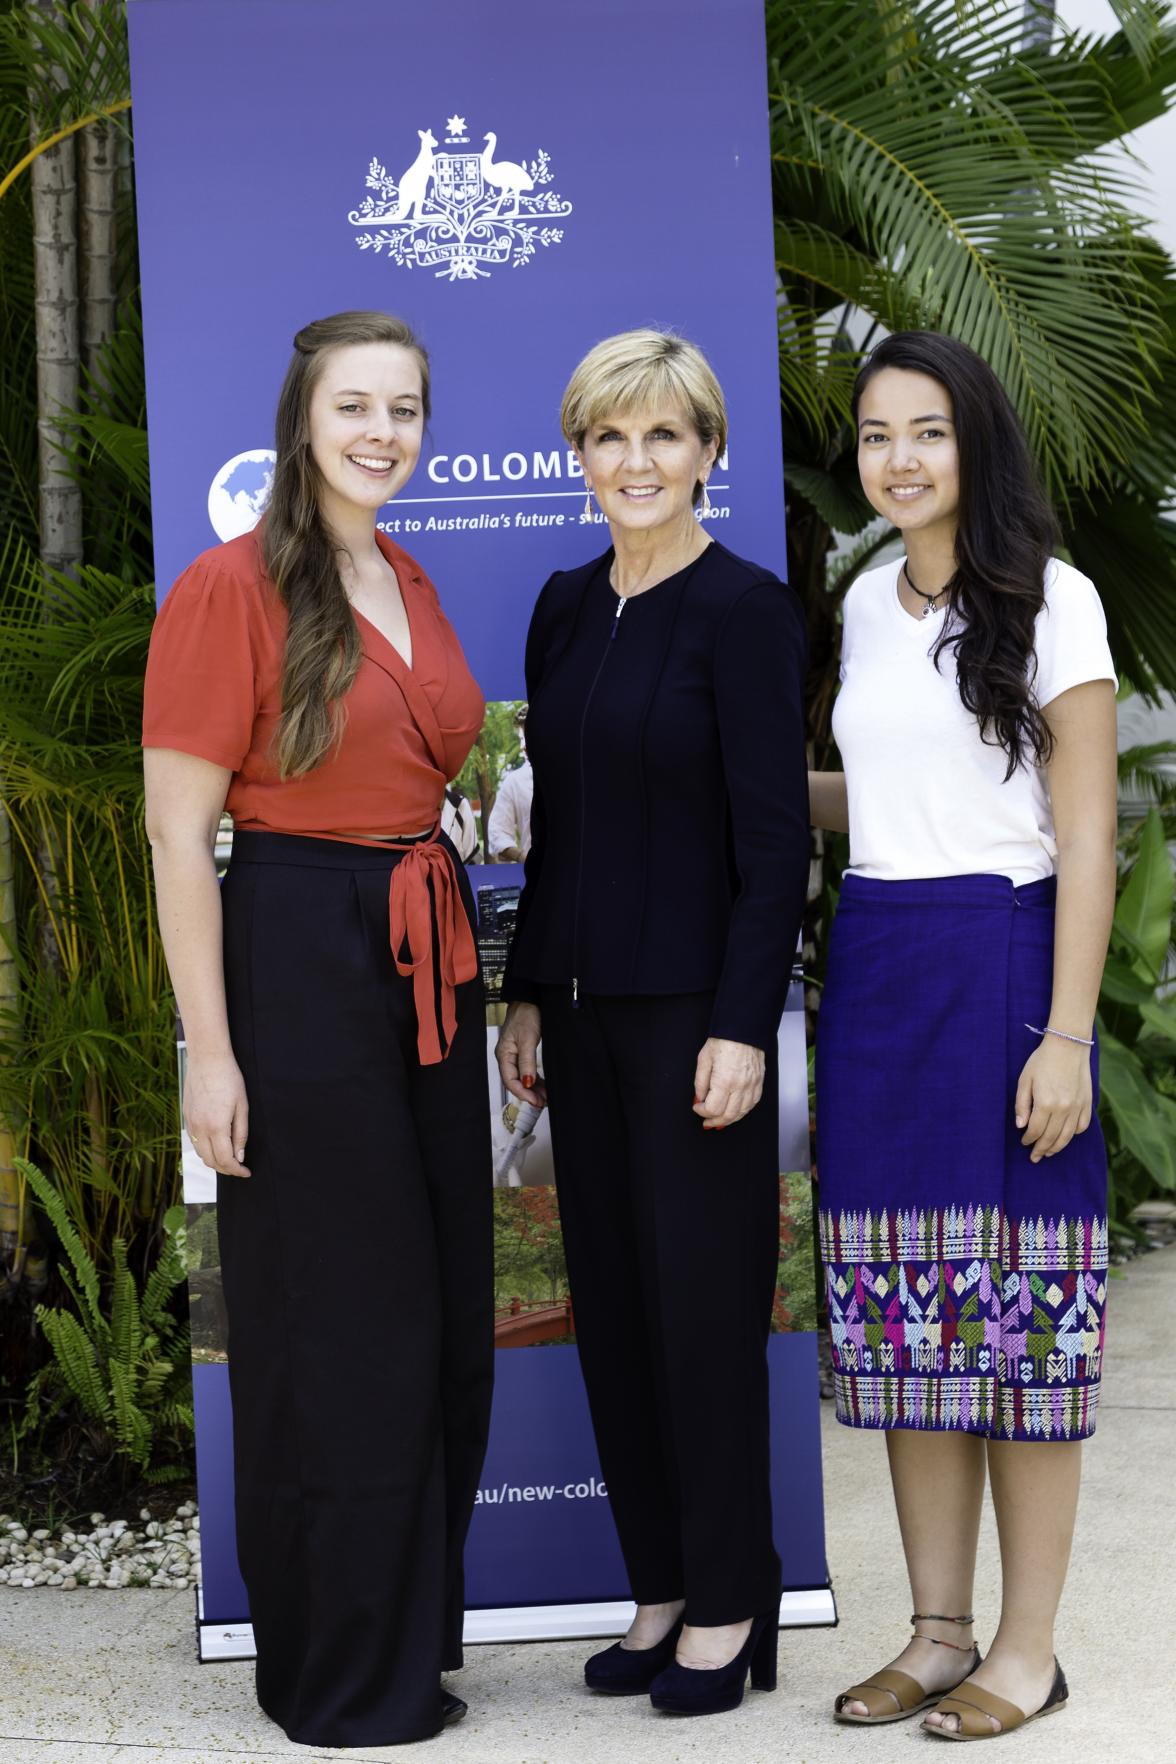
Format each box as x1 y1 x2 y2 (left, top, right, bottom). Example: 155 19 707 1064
388 838 478 1065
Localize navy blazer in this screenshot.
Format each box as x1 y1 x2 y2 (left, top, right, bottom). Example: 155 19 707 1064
501 541 810 1050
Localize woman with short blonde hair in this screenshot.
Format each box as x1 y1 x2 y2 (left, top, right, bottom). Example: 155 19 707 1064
560 329 728 498
497 328 810 1719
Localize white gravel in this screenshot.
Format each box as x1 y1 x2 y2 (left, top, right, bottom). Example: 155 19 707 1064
0 1503 200 1589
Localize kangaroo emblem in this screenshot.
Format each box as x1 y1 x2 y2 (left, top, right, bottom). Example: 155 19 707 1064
391 129 437 220
349 118 573 281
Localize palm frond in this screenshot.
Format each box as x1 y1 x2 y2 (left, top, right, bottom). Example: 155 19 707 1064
1118 739 1176 804
769 1 1169 503
786 461 875 537
0 1 129 147
1067 485 1176 699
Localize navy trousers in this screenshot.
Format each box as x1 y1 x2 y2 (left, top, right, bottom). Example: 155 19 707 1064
539 987 782 1626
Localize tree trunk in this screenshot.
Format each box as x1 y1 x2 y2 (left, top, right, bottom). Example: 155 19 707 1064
475 752 497 856
80 118 117 373
30 21 82 582
80 0 118 374
29 4 83 1025
0 803 22 1294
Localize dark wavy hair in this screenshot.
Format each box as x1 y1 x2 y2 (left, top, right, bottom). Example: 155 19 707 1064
852 331 1059 778
263 310 430 778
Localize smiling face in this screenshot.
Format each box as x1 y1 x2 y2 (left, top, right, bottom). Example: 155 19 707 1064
306 341 424 528
578 402 717 537
856 366 960 540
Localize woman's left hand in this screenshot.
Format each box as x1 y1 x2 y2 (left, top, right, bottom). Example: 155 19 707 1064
692 1037 765 1129
1015 1035 1094 1163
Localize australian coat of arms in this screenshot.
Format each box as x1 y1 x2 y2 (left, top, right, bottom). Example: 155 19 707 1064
348 116 573 282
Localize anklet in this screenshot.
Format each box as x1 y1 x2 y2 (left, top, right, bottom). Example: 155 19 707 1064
911 1612 975 1651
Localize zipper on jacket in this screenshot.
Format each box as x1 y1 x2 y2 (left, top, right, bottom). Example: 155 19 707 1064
570 595 626 1006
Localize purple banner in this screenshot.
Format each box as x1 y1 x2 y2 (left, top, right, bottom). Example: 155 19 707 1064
130 0 830 1644
128 0 787 694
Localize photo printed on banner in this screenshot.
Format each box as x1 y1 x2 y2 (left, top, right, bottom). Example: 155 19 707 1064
468 700 818 1347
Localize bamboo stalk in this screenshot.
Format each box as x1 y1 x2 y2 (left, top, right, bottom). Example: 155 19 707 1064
80 114 117 373
4 807 69 970
30 4 83 991
0 801 22 1270
30 44 82 584
0 100 131 205
106 802 137 986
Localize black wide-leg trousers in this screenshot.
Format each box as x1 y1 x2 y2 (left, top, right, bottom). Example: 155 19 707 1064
539 988 781 1626
217 831 493 1749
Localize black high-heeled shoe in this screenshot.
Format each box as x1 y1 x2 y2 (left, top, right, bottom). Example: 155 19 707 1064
648 1612 778 1716
584 1616 686 1695
439 1688 468 1725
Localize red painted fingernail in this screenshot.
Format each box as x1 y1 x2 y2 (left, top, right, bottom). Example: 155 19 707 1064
693 1095 703 1105
521 1074 535 1089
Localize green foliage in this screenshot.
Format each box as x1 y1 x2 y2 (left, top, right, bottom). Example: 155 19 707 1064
455 701 525 854
1097 807 1176 1224
1 2 174 1470
0 528 177 1275
183 1203 221 1274
0 1 129 143
492 1187 568 1307
780 2 1176 1228
768 0 1176 712
18 1159 193 1479
774 1170 819 1333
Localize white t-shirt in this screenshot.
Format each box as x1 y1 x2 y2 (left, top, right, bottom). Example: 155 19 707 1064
831 556 1117 886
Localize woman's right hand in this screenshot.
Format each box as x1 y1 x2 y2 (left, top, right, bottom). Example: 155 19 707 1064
184 1051 251 1177
496 1002 547 1106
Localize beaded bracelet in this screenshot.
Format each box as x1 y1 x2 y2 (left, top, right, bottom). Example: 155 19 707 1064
1024 1023 1095 1047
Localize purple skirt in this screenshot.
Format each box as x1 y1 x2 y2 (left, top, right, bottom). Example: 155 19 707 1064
816 872 1108 1442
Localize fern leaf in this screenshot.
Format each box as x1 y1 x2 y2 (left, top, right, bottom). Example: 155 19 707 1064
109 1357 150 1467
17 1158 104 1332
145 1462 191 1485
137 1357 175 1407
110 1240 142 1369
36 1307 112 1423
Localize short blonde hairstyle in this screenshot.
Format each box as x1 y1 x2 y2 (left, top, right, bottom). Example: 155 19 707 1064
560 330 727 500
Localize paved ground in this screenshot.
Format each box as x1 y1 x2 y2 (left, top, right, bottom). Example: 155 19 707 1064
2 1245 1172 1764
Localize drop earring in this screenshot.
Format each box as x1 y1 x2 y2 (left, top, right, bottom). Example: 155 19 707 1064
701 479 712 515
582 483 593 523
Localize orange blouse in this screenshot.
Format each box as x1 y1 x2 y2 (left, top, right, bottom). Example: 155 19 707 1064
143 527 486 1062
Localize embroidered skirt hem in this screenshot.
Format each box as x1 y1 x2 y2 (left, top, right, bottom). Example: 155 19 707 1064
815 873 1108 1444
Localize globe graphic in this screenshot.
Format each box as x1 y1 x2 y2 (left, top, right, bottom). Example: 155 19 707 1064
208 449 277 541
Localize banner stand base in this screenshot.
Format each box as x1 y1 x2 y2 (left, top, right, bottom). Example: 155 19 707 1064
195 1586 837 1662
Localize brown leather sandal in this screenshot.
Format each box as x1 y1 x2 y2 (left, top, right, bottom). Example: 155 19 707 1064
922 1659 1069 1740
834 1613 981 1726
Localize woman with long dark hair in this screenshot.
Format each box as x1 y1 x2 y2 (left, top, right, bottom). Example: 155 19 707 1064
811 332 1116 1741
143 311 492 1747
